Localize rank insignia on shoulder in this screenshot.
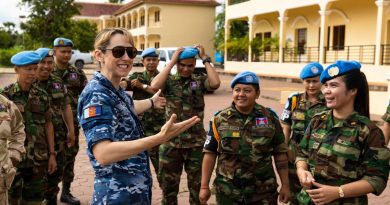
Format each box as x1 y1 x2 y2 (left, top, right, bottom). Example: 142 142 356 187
256 117 268 125
232 131 240 138
83 105 102 119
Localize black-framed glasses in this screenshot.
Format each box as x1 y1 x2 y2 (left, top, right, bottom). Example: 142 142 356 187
102 46 138 59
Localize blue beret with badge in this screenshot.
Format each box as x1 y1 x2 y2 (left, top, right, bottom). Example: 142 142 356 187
230 71 260 88
179 47 199 60
11 51 41 66
53 37 74 47
141 48 158 58
35 48 54 60
320 60 361 83
299 62 323 79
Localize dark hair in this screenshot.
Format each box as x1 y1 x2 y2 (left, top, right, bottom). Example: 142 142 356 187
342 70 370 118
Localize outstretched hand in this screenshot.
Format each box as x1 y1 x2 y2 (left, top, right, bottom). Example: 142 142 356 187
158 114 200 142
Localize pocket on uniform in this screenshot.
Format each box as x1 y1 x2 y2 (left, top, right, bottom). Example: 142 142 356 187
220 137 240 154
33 142 48 161
31 112 46 125
251 128 274 153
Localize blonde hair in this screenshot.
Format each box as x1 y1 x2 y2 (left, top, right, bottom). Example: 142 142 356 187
94 27 134 50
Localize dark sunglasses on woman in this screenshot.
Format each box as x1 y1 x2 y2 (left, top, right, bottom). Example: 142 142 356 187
102 46 138 59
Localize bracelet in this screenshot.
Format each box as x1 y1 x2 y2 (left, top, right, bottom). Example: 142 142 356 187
149 98 154 109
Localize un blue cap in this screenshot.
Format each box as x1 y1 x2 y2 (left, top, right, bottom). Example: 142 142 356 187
230 71 260 88
11 51 41 66
300 62 323 79
320 60 361 83
53 37 74 47
35 48 54 61
141 48 158 58
179 47 199 60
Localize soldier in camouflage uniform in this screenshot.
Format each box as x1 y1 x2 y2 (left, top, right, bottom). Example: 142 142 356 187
280 62 327 204
35 48 76 205
0 94 26 205
381 102 390 144
151 46 220 205
52 38 87 205
119 48 165 185
200 71 290 205
296 60 390 205
1 51 57 205
78 27 199 204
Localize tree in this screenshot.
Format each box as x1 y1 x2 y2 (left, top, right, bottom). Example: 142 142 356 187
0 22 21 49
20 0 80 47
214 3 225 53
65 20 97 52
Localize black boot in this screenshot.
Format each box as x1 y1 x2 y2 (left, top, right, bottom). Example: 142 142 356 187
60 187 81 205
44 198 58 205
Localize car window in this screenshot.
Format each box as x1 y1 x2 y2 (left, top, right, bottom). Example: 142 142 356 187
137 51 142 55
168 50 175 59
159 50 167 59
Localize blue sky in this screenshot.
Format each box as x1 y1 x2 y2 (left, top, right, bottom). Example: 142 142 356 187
0 0 224 31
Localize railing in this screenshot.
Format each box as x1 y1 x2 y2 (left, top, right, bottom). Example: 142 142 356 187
252 48 279 62
227 52 248 62
283 47 320 63
381 45 390 65
324 45 375 64
229 0 250 6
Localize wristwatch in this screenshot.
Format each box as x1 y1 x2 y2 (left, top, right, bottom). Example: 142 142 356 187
142 84 148 89
202 56 212 65
338 186 345 198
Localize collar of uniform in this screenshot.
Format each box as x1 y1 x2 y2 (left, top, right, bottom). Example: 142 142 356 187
329 110 360 128
94 71 118 91
228 102 264 119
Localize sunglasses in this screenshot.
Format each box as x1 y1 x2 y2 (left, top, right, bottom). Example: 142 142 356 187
103 46 138 59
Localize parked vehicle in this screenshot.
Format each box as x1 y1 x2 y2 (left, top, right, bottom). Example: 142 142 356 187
69 50 94 69
133 50 143 66
157 47 207 75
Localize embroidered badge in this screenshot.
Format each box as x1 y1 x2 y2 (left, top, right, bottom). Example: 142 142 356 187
190 81 198 89
311 66 319 74
232 131 240 138
246 75 253 82
69 73 78 80
83 105 102 119
0 104 6 112
58 39 64 45
281 110 291 121
52 83 62 89
48 50 54 56
256 117 268 125
328 66 339 77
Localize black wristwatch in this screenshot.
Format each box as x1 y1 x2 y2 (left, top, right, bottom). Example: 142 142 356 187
202 56 212 65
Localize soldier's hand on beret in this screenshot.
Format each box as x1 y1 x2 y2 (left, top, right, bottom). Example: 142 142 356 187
194 44 206 59
171 47 185 65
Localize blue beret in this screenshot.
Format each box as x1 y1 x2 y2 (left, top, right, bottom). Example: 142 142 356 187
179 47 199 60
11 51 41 66
299 62 323 79
53 37 73 47
320 60 361 83
141 48 158 58
230 71 259 88
35 48 54 60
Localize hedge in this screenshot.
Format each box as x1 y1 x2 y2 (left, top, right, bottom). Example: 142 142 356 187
0 47 23 67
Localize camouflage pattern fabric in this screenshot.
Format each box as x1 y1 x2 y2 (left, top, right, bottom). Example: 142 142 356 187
203 103 288 203
280 92 327 204
125 71 165 182
36 75 70 200
1 82 52 203
0 94 25 205
159 73 216 205
52 63 87 188
296 110 390 204
78 72 151 204
381 101 390 123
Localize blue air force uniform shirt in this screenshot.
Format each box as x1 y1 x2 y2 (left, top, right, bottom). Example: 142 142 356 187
78 72 151 205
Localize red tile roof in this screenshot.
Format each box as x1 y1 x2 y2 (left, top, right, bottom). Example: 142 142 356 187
75 2 122 17
114 0 220 15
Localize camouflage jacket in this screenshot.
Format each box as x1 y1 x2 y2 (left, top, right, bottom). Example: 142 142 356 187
0 94 26 170
125 70 165 136
1 83 52 168
280 92 327 145
296 110 390 204
78 72 151 204
382 101 390 122
52 63 87 124
204 103 288 199
36 74 71 142
164 73 216 148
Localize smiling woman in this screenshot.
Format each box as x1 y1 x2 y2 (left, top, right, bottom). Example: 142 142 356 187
77 27 200 205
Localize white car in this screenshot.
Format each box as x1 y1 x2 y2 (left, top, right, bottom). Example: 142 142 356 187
69 50 94 69
133 50 143 66
157 47 207 75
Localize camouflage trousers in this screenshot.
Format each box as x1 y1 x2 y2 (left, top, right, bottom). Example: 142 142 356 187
44 140 66 201
216 191 278 205
148 144 161 187
159 145 202 205
9 165 48 205
288 162 301 205
62 127 80 190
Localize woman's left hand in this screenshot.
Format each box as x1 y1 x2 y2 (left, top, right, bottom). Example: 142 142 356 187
151 89 166 109
306 181 339 205
48 155 57 175
279 185 291 204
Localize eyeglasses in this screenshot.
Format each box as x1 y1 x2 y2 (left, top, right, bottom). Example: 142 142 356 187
102 46 138 59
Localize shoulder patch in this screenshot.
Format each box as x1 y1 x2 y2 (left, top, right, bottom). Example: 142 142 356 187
83 105 102 119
